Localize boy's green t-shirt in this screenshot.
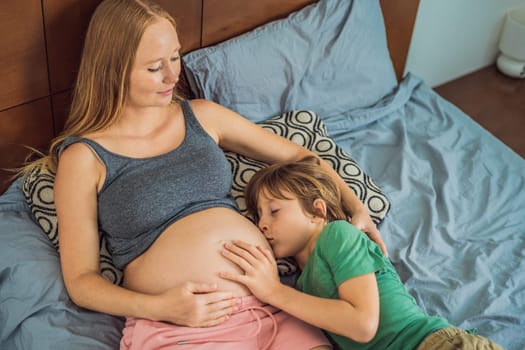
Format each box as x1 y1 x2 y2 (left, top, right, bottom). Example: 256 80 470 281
296 220 451 350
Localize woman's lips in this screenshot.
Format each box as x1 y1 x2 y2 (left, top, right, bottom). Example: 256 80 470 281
159 88 174 96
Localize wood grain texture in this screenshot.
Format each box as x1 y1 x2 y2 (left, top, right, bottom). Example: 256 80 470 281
0 99 54 194
380 0 420 81
0 0 49 110
43 0 102 93
157 0 202 53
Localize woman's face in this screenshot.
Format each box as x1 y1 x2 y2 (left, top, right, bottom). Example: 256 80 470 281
127 18 181 108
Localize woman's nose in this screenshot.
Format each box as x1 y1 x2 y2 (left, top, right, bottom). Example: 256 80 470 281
163 67 178 84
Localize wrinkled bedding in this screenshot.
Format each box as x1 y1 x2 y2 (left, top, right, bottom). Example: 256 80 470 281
1 73 523 349
324 73 525 349
0 181 124 350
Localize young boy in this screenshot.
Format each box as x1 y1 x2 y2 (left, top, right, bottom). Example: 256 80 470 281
220 156 503 350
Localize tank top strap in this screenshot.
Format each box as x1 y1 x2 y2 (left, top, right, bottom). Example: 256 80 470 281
179 100 202 131
58 136 128 186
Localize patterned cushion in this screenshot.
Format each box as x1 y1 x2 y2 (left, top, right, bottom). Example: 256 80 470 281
22 165 123 285
227 110 390 221
22 110 390 280
225 110 390 275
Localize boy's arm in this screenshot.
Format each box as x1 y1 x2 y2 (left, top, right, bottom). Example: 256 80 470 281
271 273 379 343
220 241 380 343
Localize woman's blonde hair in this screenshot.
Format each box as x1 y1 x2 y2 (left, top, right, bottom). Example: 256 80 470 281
244 156 350 223
20 0 181 174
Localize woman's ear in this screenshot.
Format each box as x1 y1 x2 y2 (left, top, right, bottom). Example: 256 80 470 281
312 198 327 221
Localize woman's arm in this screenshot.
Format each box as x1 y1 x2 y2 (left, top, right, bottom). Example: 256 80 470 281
191 99 387 254
220 241 380 342
55 143 238 327
327 167 387 256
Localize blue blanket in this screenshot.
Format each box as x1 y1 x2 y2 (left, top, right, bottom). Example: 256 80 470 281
325 73 525 349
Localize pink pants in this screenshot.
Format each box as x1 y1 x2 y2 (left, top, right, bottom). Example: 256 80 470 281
120 296 331 350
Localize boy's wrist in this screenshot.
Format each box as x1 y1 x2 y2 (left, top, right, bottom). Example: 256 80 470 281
269 283 296 309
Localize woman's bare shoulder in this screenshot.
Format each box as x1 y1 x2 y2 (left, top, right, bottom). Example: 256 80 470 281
187 98 230 117
187 99 247 129
60 141 97 163
57 142 104 188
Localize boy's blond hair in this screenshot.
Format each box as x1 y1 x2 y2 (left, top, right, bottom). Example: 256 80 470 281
245 156 349 223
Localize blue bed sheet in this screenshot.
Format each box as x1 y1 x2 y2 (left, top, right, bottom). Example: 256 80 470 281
325 73 525 350
0 180 124 350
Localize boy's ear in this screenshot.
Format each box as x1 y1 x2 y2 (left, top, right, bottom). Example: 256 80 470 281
312 198 327 219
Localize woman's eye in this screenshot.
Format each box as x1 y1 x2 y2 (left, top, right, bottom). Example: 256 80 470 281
148 66 161 72
170 56 180 62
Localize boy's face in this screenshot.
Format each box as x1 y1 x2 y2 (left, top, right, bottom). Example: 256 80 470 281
256 189 318 259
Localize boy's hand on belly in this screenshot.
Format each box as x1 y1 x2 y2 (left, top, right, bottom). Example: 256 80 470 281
150 281 240 327
220 240 281 304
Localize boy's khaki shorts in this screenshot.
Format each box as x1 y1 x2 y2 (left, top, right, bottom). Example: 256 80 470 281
417 327 503 350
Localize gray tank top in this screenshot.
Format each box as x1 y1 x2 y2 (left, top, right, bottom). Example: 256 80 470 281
60 100 237 269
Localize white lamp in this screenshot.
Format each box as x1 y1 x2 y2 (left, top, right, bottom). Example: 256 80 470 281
497 5 525 78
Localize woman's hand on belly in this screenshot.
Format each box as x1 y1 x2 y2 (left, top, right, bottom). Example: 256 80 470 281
147 281 240 327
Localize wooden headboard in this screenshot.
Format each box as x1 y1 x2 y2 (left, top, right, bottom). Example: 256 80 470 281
0 0 419 194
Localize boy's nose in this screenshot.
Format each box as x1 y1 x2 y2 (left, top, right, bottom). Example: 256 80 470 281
258 220 269 233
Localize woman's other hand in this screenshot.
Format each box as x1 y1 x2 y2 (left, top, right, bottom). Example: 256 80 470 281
150 282 240 327
350 209 388 257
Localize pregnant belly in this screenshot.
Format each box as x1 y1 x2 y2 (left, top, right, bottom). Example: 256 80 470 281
123 207 269 297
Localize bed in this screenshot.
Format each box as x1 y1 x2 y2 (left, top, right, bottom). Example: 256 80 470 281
1 0 524 349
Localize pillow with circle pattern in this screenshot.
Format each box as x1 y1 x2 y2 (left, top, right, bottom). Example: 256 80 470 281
225 110 391 275
22 165 123 285
22 110 390 281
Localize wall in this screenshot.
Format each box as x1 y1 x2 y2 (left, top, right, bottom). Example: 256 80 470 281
404 0 525 87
